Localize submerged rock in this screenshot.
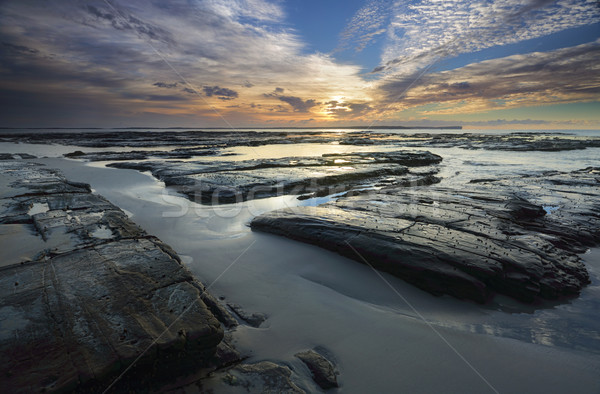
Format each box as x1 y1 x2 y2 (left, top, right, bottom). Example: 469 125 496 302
0 161 225 392
252 168 599 304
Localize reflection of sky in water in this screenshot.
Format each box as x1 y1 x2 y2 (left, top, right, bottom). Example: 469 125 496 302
215 143 401 161
434 248 600 354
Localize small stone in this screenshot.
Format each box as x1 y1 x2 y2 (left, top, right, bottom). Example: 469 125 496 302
295 349 338 389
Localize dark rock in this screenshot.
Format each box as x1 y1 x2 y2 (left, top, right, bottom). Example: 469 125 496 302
201 292 239 328
227 303 267 328
63 150 85 158
63 148 219 161
209 337 243 369
295 349 339 389
0 161 225 392
0 153 37 160
506 196 546 220
225 361 305 393
109 151 442 204
252 168 599 305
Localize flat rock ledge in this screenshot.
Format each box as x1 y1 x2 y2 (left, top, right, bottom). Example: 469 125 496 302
0 161 225 392
252 168 599 305
108 151 442 204
220 361 305 393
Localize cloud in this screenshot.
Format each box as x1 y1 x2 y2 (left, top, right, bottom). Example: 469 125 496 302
153 82 178 88
0 0 368 126
278 96 318 112
146 94 188 101
85 4 174 45
263 87 285 97
326 100 373 119
377 40 600 113
338 0 391 52
380 0 600 73
203 85 239 100
1 41 39 55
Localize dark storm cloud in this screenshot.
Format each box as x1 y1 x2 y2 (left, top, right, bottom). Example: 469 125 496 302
278 96 318 112
203 86 239 100
153 82 179 88
146 94 188 101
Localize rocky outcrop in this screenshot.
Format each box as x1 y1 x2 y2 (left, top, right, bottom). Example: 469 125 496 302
221 361 305 393
0 161 225 392
227 303 267 328
109 151 442 204
295 349 339 389
252 168 599 304
64 147 219 161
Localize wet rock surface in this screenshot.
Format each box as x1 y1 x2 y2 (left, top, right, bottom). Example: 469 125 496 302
220 361 305 393
252 167 600 304
0 153 37 160
227 303 268 328
0 160 225 392
295 349 339 389
64 147 220 161
109 151 442 204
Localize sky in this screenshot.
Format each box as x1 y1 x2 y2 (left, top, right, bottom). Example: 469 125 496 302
0 0 599 129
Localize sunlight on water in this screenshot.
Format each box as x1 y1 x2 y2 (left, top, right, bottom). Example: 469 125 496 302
211 143 402 161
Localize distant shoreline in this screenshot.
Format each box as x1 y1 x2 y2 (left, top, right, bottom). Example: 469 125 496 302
0 125 463 130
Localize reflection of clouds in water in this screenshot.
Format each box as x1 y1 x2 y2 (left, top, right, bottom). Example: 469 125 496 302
529 315 558 347
432 278 600 354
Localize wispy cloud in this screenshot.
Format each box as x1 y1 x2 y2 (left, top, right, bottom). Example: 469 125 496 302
379 0 600 74
337 0 391 52
377 40 600 113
